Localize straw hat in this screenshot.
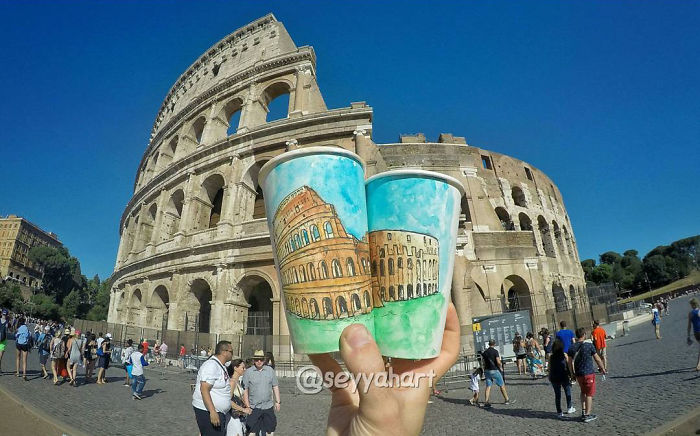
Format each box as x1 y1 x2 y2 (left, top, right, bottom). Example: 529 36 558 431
251 350 265 359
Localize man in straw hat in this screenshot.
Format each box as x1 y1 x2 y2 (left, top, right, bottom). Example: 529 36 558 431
242 349 280 436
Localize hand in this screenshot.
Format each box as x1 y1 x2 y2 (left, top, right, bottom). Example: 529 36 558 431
209 410 220 428
310 303 460 436
245 407 253 415
275 402 281 412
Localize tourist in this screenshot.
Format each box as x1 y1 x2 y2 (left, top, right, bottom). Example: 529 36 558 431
468 367 482 406
129 343 149 400
84 333 98 382
0 309 10 375
556 320 575 353
687 298 700 371
14 317 30 380
525 332 544 378
96 333 112 384
37 325 51 379
540 328 553 370
66 329 83 386
591 321 608 375
264 351 275 369
141 338 150 359
192 340 234 435
179 343 186 368
96 332 104 349
481 339 513 407
567 327 606 422
652 304 662 339
242 349 280 435
50 330 65 385
154 340 161 365
512 332 526 375
121 339 134 386
226 358 250 436
160 340 168 366
548 338 575 418
662 298 669 315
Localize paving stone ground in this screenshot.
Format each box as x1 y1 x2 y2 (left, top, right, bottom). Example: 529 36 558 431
0 295 698 435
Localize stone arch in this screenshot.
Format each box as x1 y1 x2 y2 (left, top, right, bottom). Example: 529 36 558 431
568 284 577 309
363 290 371 309
552 221 566 258
164 188 185 238
150 285 169 328
511 186 527 207
199 173 226 229
159 135 178 167
518 212 532 231
552 283 568 312
501 275 531 313
495 207 514 231
537 216 556 257
185 278 213 333
222 96 244 137
238 274 274 335
309 299 320 319
322 297 333 319
459 195 472 229
128 289 143 324
191 116 206 145
351 293 362 313
261 81 293 122
241 160 269 220
336 296 348 318
563 226 577 262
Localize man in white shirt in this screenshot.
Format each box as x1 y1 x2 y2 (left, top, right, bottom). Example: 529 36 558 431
192 341 234 435
159 341 168 365
129 343 149 399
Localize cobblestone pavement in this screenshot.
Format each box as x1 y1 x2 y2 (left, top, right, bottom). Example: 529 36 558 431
0 295 698 435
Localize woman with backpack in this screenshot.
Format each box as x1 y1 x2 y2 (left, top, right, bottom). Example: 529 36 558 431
50 330 65 385
67 329 83 386
525 332 544 379
549 338 575 417
37 325 52 379
14 317 30 381
96 333 112 384
84 333 98 382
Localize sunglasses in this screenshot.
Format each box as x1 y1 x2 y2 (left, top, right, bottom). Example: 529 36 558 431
254 358 265 361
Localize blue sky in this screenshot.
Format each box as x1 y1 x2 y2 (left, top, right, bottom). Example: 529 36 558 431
263 153 367 240
1 1 698 279
366 175 459 290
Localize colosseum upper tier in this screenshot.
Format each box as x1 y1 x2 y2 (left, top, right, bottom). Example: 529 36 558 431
108 14 587 353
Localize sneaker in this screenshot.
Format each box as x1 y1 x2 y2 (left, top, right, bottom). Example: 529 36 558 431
484 402 492 408
567 407 576 414
583 414 598 423
504 399 515 405
133 393 142 400
427 400 434 404
557 412 566 419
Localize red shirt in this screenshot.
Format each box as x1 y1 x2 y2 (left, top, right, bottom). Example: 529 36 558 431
179 346 186 357
141 341 149 355
592 326 606 350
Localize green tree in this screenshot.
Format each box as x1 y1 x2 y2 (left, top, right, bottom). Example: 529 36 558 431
600 251 622 265
60 289 82 320
581 259 596 281
30 293 61 320
589 263 613 284
0 282 23 311
86 278 111 321
28 246 82 304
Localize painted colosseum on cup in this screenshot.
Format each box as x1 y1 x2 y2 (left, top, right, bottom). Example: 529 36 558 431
271 185 372 321
109 14 589 359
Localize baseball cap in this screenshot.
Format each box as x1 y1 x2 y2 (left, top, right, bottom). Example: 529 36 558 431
1 309 8 315
44 326 50 331
105 333 112 339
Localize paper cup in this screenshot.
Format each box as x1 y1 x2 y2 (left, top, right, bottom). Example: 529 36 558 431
365 169 464 359
259 146 374 354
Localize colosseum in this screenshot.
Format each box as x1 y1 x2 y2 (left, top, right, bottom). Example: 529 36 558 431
108 14 587 355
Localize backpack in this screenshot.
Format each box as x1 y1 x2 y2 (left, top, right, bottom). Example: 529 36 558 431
39 334 52 353
51 339 66 358
0 321 6 342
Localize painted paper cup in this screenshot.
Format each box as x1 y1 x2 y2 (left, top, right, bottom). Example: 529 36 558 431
365 169 464 359
259 146 374 354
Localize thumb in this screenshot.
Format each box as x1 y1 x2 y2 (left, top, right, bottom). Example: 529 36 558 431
339 324 394 419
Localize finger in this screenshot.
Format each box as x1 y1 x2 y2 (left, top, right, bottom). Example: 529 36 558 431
309 352 358 408
430 303 460 379
339 324 394 416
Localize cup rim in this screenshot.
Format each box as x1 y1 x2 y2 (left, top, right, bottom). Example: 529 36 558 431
258 146 365 187
366 169 466 196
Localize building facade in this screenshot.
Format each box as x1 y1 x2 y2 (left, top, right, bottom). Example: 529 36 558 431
109 14 587 354
0 215 62 292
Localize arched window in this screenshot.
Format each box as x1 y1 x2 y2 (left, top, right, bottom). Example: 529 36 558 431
398 257 403 268
294 269 299 284
388 258 394 275
364 258 370 273
308 263 316 280
380 259 385 276
379 248 385 258
323 297 333 318
311 225 320 241
300 266 307 282
398 285 404 300
519 213 533 231
320 261 329 279
389 286 395 300
352 294 362 312
407 258 413 269
371 260 377 276
511 186 527 207
416 259 421 278
416 283 422 296
295 234 302 249
380 287 386 301
336 296 348 316
346 258 356 276
310 299 320 319
332 259 343 278
495 207 514 231
407 284 413 298
423 260 427 280
302 229 310 245
363 291 371 308
324 221 334 238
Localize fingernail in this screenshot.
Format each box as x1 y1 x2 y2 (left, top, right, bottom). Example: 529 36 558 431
345 324 371 350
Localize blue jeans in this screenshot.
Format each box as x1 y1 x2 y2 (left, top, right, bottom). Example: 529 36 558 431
131 374 146 395
552 381 572 413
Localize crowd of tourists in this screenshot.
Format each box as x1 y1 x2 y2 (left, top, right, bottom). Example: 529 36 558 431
466 291 700 424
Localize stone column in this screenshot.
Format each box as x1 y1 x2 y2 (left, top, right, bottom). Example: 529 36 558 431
217 156 238 237
237 84 259 133
149 189 169 248
129 204 147 257
289 65 311 118
177 171 199 237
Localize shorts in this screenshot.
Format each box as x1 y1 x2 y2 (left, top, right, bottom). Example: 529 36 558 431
516 354 526 360
596 347 607 358
16 343 30 352
39 353 49 365
247 407 277 434
0 340 6 352
98 356 110 369
193 406 226 435
576 374 596 397
484 370 504 387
